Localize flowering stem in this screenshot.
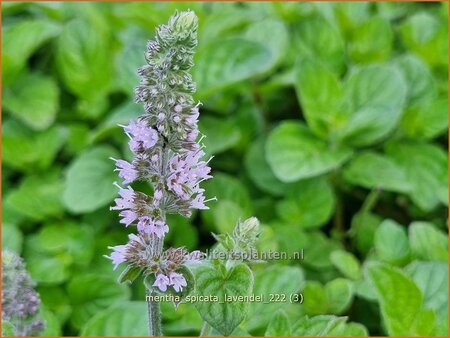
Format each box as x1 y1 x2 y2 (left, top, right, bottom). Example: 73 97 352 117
200 322 211 336
146 288 162 336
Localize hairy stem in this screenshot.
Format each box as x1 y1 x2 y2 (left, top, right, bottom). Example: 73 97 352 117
200 322 211 336
147 288 162 336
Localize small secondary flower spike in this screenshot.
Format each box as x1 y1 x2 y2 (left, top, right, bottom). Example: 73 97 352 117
2 250 45 336
107 10 212 294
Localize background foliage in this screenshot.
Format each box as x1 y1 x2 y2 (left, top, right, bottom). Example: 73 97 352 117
2 1 449 336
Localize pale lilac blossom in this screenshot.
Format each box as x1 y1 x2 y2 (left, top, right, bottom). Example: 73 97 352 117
153 274 170 292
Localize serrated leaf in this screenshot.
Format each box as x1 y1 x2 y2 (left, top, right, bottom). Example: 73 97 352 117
276 177 335 229
2 120 67 172
3 73 59 130
6 172 64 221
330 250 362 280
246 265 304 331
63 146 120 213
194 38 272 98
295 58 343 138
245 137 290 196
349 16 393 63
56 18 111 100
292 315 348 336
81 302 148 336
386 141 448 211
265 310 291 336
194 263 253 336
409 222 448 261
340 65 407 146
374 220 411 266
367 263 431 336
293 16 345 74
343 152 412 193
266 121 352 182
406 261 448 331
2 19 60 85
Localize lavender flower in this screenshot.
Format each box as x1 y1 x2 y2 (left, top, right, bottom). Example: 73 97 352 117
107 11 213 294
2 250 45 336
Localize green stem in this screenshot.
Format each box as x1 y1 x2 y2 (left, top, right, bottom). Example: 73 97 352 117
200 322 211 336
147 288 162 336
361 188 381 215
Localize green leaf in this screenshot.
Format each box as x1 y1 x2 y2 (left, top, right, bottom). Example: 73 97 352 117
329 320 369 336
295 58 343 138
266 121 352 182
2 120 67 172
2 19 60 85
244 19 288 69
56 18 111 100
1 223 23 254
406 261 448 329
374 220 411 265
303 279 354 315
38 286 71 325
265 310 291 336
194 38 272 98
276 177 335 229
326 278 354 314
194 263 253 336
213 200 246 234
340 64 407 146
202 173 253 231
293 230 342 269
400 12 448 68
36 222 95 266
115 26 147 94
302 281 327 315
351 211 382 256
40 307 62 336
330 250 362 280
25 253 70 285
118 265 143 284
67 273 130 330
343 152 412 193
6 172 64 221
367 263 433 336
3 73 59 130
386 141 448 211
409 222 448 261
1 320 15 336
292 315 348 336
349 16 393 63
293 15 345 74
63 146 120 213
395 54 436 107
198 115 241 156
81 302 148 336
246 265 304 331
401 97 448 140
245 137 290 196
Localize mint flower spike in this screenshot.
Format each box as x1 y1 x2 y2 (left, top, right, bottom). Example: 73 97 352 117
107 9 212 300
2 250 45 336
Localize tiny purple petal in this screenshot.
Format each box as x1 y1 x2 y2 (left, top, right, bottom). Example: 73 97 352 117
107 245 127 270
169 272 187 292
153 274 170 292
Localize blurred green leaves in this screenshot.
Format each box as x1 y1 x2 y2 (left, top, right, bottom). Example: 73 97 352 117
63 146 119 213
2 2 448 337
